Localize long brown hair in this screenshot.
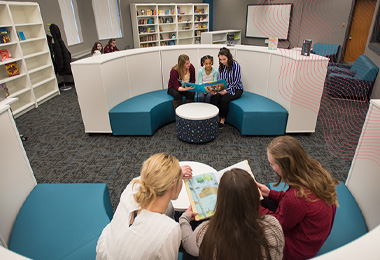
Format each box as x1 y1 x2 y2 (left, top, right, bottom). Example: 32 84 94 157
268 136 339 206
218 47 234 73
173 54 190 80
91 41 103 55
199 169 275 260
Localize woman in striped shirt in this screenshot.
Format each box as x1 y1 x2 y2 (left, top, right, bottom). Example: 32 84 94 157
211 47 244 129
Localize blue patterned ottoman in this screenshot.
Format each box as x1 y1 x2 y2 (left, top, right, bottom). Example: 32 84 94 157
175 103 219 143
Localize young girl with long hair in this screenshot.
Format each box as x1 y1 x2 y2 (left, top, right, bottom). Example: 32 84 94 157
211 47 244 129
96 153 190 260
257 136 339 260
168 54 196 109
197 55 218 103
180 169 284 260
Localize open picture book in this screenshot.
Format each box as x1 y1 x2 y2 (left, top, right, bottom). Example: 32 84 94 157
178 79 227 93
184 160 262 221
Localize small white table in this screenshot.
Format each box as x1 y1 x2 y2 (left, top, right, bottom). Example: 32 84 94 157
172 161 217 211
175 103 219 143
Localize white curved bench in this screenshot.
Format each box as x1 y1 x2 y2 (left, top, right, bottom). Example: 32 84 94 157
71 45 328 134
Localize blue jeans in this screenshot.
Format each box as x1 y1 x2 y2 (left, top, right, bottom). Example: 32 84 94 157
198 92 211 103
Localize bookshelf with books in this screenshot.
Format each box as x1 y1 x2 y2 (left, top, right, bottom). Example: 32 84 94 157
0 1 59 117
130 3 209 48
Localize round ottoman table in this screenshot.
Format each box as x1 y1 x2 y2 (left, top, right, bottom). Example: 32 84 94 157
175 103 219 143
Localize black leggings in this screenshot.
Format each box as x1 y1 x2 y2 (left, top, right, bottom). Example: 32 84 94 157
210 89 243 118
168 87 195 101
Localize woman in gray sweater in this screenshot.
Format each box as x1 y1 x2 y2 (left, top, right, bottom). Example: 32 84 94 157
179 169 284 260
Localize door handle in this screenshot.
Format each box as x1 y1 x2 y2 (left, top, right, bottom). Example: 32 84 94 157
349 36 352 40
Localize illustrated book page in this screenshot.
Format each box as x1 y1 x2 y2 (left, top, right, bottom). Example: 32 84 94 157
184 172 219 221
183 160 262 221
178 79 227 93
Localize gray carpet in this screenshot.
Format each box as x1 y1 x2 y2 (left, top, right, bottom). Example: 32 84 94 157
15 86 369 211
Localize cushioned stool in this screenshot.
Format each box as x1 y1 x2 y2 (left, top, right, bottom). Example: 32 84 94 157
267 181 368 256
9 183 113 260
175 103 219 143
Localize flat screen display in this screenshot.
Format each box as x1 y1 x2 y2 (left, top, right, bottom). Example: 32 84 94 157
246 4 292 40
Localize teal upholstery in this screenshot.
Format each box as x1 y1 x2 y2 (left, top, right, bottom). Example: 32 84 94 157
109 90 175 135
226 92 288 135
327 55 379 100
109 90 287 136
267 181 368 256
9 183 113 260
312 43 340 62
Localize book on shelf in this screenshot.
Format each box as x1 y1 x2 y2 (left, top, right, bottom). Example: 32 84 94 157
0 49 12 61
178 79 227 93
0 28 10 44
5 62 20 77
17 31 26 41
184 160 262 221
0 83 9 100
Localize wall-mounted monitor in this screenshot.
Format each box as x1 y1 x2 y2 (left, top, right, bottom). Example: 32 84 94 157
246 4 292 40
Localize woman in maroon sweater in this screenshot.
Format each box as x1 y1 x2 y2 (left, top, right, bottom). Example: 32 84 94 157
168 54 195 110
257 136 339 260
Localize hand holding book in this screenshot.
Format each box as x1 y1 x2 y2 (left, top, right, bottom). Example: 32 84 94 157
178 79 227 93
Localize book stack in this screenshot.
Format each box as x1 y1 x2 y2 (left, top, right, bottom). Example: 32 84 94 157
0 49 12 61
0 27 10 44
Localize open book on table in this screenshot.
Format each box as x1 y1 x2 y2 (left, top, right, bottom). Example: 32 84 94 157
184 160 262 221
178 79 227 93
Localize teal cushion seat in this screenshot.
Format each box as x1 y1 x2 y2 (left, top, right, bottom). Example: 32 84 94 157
267 181 368 256
226 92 288 135
9 183 113 260
109 89 175 135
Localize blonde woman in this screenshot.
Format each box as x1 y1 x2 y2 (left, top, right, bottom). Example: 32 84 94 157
96 153 192 260
257 136 339 260
168 54 195 110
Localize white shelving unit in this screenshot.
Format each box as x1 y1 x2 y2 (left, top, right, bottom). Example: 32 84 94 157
130 3 209 48
201 30 242 45
0 1 59 117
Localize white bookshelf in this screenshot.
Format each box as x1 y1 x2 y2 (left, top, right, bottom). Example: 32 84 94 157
0 1 59 117
130 3 209 48
201 30 242 45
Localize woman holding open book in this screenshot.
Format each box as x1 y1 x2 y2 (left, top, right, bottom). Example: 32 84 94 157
168 54 196 110
257 136 339 260
211 47 244 129
96 153 192 260
179 169 284 259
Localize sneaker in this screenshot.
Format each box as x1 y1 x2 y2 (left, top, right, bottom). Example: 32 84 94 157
218 122 225 129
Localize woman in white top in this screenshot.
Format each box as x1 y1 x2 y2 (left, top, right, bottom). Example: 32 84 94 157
91 41 103 56
96 153 192 260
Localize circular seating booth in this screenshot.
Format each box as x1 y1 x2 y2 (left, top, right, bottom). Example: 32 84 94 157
71 45 329 136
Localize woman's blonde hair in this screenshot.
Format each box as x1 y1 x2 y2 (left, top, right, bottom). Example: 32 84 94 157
173 54 190 80
268 136 339 206
133 153 182 209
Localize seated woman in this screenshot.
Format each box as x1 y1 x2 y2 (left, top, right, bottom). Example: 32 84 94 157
211 47 244 129
103 38 119 53
257 136 339 260
96 153 192 260
179 169 284 259
91 41 103 56
168 54 195 110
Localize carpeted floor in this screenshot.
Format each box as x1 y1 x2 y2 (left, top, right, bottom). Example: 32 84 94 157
15 86 369 211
